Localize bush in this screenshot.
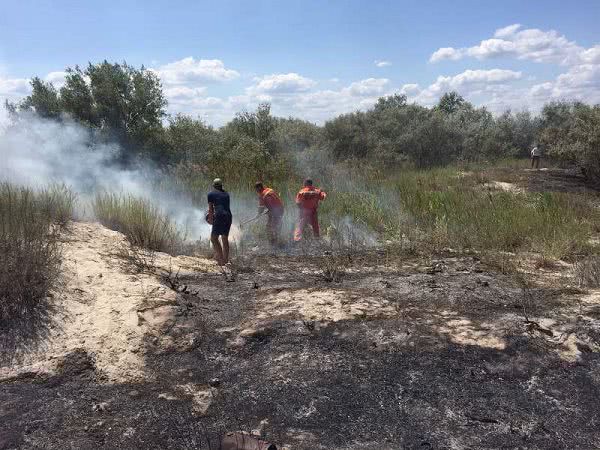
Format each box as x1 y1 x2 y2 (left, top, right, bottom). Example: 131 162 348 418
0 182 74 354
93 192 183 253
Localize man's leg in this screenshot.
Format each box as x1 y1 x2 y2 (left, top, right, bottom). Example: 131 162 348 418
531 157 534 169
211 234 224 265
268 214 282 245
310 210 320 238
221 235 230 264
536 157 541 169
294 212 307 241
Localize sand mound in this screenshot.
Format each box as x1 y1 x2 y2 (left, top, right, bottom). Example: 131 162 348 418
0 221 214 383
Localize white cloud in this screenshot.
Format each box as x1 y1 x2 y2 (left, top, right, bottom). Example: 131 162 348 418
154 57 239 85
0 77 30 97
530 64 600 103
494 24 522 39
410 69 522 105
400 83 420 94
247 73 316 95
375 60 392 67
163 85 207 100
45 71 67 88
430 47 463 63
344 78 389 96
430 24 587 66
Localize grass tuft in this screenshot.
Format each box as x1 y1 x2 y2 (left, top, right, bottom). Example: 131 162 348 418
93 192 184 254
0 182 75 354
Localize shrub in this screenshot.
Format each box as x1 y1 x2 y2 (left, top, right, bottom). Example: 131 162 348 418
0 182 74 354
93 192 183 253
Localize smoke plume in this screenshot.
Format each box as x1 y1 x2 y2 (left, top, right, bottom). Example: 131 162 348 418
0 114 213 240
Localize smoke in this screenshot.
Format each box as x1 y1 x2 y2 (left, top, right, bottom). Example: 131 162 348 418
0 113 213 240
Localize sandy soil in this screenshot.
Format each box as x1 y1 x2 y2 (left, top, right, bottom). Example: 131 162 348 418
0 221 214 383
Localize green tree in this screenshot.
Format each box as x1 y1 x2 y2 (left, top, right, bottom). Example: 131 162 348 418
60 66 96 125
436 91 465 115
20 77 61 118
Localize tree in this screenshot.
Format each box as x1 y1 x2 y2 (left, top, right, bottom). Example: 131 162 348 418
164 114 217 164
436 91 465 115
374 94 407 113
20 77 61 118
60 66 96 125
85 61 167 146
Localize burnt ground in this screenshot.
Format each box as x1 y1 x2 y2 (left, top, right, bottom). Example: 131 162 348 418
2 248 600 450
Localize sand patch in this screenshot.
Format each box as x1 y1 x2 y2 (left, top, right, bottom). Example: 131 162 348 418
1 221 214 383
485 180 523 194
256 288 397 322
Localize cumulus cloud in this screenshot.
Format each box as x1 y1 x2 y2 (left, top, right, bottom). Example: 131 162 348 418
429 47 463 63
154 57 239 85
430 24 587 66
45 71 68 88
410 69 522 105
344 78 389 96
375 60 392 67
247 73 316 95
0 77 30 97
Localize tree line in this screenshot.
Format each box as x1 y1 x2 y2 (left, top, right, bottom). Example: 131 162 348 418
6 60 600 184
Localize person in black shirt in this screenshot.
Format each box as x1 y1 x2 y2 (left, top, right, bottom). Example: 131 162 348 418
207 178 232 266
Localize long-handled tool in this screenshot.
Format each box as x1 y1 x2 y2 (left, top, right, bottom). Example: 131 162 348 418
239 210 268 228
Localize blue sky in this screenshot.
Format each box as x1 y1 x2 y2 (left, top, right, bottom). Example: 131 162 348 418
1 0 599 125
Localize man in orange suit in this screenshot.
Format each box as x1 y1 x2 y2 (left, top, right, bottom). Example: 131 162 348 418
294 178 326 242
255 182 285 245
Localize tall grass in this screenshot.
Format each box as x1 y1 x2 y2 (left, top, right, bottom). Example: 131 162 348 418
393 168 600 257
93 192 183 254
167 158 599 259
0 182 75 353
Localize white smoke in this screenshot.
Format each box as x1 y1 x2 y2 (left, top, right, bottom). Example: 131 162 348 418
0 113 212 240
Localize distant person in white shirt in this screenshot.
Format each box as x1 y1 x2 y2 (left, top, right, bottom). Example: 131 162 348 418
531 145 542 169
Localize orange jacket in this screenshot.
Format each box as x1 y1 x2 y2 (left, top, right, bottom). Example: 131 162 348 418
295 186 326 210
258 187 284 211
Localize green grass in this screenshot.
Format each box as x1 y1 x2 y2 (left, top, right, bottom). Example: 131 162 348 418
167 158 599 260
93 192 183 254
392 167 599 258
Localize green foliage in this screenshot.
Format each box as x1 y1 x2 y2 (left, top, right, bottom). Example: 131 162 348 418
435 91 465 114
20 77 62 119
93 192 183 254
540 101 600 183
19 61 167 159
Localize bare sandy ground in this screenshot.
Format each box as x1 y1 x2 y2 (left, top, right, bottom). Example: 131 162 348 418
0 221 214 383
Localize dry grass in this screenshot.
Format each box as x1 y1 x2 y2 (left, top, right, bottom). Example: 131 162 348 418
573 256 600 288
0 182 75 354
93 192 184 254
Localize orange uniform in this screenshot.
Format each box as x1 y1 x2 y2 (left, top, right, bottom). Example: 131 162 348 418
294 186 326 241
258 187 284 244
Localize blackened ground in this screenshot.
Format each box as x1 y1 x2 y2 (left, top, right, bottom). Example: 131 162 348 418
2 252 600 449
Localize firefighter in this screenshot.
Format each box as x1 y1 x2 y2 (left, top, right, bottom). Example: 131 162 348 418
294 178 326 242
254 182 284 245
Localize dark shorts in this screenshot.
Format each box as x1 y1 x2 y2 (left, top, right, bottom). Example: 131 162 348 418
212 213 232 236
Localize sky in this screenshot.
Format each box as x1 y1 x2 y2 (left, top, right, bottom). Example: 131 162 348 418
1 0 599 125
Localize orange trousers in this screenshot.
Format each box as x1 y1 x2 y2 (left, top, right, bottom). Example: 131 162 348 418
267 210 283 244
294 208 320 241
